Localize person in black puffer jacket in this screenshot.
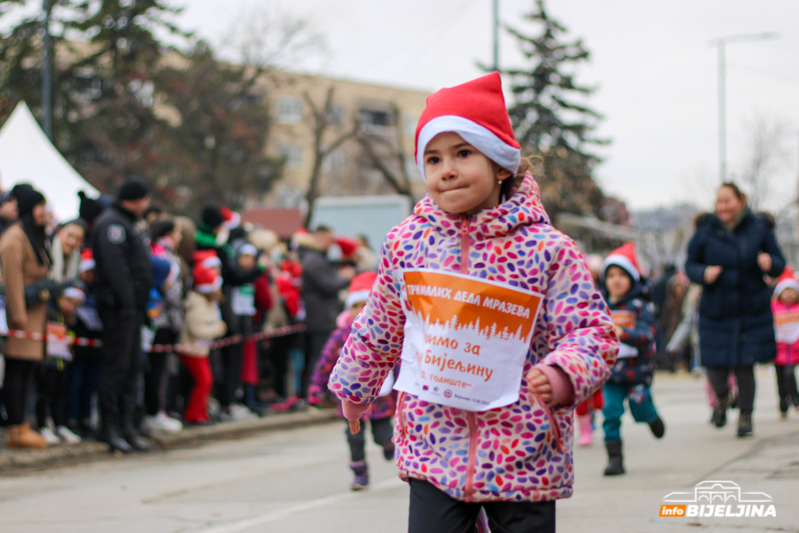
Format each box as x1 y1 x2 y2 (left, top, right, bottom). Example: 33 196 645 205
685 182 786 438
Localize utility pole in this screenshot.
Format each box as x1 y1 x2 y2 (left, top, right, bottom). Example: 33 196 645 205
42 0 53 140
492 0 499 71
709 32 779 184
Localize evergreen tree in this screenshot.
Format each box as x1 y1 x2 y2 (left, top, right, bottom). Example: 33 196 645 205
501 0 608 220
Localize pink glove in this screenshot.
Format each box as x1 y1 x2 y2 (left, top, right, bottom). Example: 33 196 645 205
342 401 372 434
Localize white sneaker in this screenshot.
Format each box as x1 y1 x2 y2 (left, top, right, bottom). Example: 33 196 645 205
227 403 257 421
155 412 182 433
56 426 82 445
144 412 183 434
40 426 60 445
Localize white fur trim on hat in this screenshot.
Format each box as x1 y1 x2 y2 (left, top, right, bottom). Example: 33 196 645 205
775 278 799 298
602 254 640 282
345 289 371 309
416 116 522 180
202 256 222 269
196 276 223 294
79 258 96 273
238 243 257 257
62 287 86 303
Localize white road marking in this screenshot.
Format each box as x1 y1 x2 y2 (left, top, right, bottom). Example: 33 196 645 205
198 477 405 533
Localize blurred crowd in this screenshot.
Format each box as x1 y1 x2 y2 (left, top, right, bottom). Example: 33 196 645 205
0 180 377 452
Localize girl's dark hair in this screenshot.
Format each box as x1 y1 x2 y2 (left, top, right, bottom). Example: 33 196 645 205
719 182 747 202
150 218 176 242
500 155 544 201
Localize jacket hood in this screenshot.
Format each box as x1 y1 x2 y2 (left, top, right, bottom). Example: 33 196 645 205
412 174 551 240
606 279 648 307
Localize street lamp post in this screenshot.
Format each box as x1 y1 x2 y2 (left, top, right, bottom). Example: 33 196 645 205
42 0 53 140
710 32 779 183
492 0 499 71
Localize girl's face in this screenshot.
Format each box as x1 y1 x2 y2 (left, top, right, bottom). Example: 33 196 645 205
33 203 48 226
715 186 744 224
58 223 85 256
780 288 798 306
348 300 367 319
605 266 632 301
238 254 256 271
424 132 511 216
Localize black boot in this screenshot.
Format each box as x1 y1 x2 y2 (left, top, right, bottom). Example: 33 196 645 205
101 417 133 454
603 441 625 476
648 417 666 439
122 412 150 452
712 392 731 428
737 411 753 438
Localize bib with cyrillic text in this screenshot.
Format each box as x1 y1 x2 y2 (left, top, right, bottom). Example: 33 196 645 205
611 310 639 358
774 309 799 344
393 269 544 411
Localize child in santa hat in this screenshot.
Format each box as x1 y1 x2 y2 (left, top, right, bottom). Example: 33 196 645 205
600 243 665 476
309 271 396 490
177 266 227 425
328 72 616 531
772 266 799 418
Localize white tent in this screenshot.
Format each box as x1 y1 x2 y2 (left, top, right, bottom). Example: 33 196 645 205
0 102 100 220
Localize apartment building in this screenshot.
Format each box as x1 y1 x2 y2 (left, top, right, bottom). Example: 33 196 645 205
256 71 430 208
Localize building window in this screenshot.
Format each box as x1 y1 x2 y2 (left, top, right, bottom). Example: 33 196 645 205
358 104 394 135
277 97 303 124
278 144 303 170
327 105 346 127
404 115 418 138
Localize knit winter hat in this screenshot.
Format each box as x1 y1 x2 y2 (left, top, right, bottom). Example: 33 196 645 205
61 280 87 304
194 266 222 294
201 204 225 230
345 271 378 309
0 191 14 206
415 72 521 180
117 178 150 201
79 248 95 273
237 243 257 258
775 266 799 298
602 242 641 282
13 184 46 216
220 206 241 230
78 191 110 224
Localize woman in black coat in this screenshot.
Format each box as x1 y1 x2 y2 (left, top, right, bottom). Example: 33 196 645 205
685 183 785 438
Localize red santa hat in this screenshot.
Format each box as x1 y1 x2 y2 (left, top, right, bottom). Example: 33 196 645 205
336 237 358 258
220 206 241 230
775 266 799 298
602 242 641 282
79 249 95 273
345 271 377 309
415 72 521 180
194 266 222 294
193 250 222 270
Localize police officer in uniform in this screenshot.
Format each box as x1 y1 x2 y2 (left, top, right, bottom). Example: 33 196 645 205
92 178 153 453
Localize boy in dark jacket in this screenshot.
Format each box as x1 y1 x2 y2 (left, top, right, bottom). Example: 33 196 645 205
601 243 665 476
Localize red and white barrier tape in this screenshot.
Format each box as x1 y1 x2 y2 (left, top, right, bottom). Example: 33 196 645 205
3 324 306 351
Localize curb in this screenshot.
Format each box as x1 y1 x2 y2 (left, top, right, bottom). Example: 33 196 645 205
0 408 338 474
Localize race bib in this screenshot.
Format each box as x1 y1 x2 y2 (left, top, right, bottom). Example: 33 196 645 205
0 296 8 335
47 322 72 360
612 310 638 358
232 285 256 316
393 269 544 412
775 309 799 344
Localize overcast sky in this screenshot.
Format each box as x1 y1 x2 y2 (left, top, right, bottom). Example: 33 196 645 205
176 0 799 213
6 0 797 212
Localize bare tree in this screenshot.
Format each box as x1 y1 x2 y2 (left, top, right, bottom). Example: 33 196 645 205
303 87 358 227
356 103 417 202
737 114 792 211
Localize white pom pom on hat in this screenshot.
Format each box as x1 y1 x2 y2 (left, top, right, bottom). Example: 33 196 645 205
415 72 521 181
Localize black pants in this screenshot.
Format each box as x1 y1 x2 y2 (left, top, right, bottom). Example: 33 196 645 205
97 309 142 425
408 479 555 533
345 416 394 463
774 364 799 413
264 334 294 398
1 358 36 425
36 361 70 429
302 331 333 397
67 351 101 422
706 365 756 413
213 344 242 409
145 329 178 416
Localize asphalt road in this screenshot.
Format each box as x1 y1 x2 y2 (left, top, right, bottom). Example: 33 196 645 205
1 369 798 533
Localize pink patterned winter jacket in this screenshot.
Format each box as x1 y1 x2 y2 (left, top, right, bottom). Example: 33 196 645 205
328 174 618 503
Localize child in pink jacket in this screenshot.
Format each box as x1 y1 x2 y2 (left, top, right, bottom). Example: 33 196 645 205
772 266 799 418
328 72 617 532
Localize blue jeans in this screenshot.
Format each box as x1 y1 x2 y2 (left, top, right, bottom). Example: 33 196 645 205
602 382 659 443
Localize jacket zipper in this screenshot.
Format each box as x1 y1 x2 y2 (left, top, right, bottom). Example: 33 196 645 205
396 391 407 439
459 215 479 502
